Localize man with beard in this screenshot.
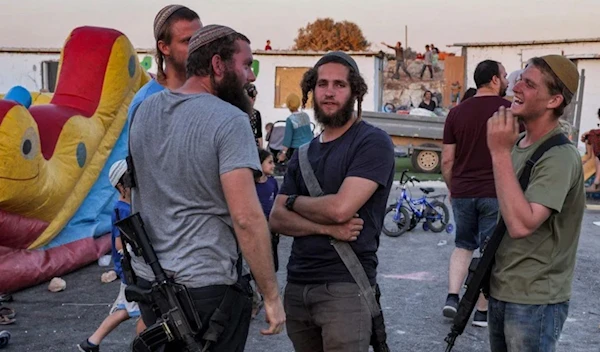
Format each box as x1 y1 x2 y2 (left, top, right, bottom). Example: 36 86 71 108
269 51 395 352
128 25 286 351
487 55 584 352
441 60 510 327
128 5 201 117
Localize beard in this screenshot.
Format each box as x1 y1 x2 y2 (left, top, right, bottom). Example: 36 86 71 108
500 84 507 97
166 55 186 77
314 96 355 128
213 69 252 116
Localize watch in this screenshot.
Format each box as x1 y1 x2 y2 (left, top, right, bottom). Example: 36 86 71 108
285 195 298 211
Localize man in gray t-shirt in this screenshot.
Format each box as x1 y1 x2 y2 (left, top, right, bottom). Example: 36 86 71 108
128 25 285 350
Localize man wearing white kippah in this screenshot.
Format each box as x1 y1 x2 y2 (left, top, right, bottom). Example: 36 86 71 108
129 25 285 351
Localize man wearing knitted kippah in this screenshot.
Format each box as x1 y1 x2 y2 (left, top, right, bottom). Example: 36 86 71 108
128 25 285 351
126 5 201 127
486 55 584 351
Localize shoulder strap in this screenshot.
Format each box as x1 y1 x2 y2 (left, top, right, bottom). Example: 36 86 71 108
483 132 571 252
518 132 571 190
297 143 381 318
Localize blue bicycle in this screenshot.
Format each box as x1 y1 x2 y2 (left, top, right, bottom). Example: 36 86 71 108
382 169 451 237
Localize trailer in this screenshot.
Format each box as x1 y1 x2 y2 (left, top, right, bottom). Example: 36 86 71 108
361 111 446 173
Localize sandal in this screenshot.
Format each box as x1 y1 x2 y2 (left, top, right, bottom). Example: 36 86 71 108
0 307 14 320
0 316 14 326
0 295 11 304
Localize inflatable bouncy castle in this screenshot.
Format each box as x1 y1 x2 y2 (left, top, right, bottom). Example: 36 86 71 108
0 26 150 293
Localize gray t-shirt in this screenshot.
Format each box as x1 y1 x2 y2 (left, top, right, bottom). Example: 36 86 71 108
129 91 261 288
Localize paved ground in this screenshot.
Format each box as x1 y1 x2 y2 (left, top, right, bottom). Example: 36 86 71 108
3 186 600 351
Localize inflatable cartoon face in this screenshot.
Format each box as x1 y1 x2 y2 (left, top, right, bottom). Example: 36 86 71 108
0 25 150 294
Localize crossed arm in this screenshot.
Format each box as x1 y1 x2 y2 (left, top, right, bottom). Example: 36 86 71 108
269 177 378 238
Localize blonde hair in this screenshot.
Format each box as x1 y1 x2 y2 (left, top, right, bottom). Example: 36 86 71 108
286 93 301 111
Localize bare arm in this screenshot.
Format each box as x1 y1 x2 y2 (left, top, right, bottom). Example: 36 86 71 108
441 144 455 193
292 177 378 224
221 168 285 334
269 195 364 240
380 41 394 49
491 151 552 238
115 236 123 251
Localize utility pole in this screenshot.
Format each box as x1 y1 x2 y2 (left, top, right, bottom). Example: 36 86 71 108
405 25 408 49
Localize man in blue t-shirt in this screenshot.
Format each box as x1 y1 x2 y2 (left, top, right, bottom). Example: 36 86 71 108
78 160 143 352
128 5 202 123
270 52 396 352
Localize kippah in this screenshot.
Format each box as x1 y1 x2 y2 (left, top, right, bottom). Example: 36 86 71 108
314 51 360 74
540 55 579 95
188 24 237 55
154 4 186 40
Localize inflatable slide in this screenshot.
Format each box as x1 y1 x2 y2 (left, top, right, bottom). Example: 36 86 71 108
0 26 150 293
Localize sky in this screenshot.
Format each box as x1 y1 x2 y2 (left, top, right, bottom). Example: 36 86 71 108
0 0 597 55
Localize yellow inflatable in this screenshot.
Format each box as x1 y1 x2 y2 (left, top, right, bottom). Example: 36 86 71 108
0 26 149 248
0 26 150 294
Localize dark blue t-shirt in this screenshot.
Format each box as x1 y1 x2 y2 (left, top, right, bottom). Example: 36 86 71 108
111 200 131 284
256 176 279 219
279 121 395 285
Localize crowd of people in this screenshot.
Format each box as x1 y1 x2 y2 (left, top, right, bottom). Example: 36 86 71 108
0 4 581 352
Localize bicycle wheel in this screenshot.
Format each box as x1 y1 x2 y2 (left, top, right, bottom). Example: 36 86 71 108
425 200 450 233
382 205 411 237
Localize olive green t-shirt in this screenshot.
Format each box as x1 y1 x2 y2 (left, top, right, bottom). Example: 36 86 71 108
490 126 585 304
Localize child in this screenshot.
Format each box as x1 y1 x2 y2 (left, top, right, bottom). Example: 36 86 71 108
250 149 280 318
255 148 279 271
78 160 144 352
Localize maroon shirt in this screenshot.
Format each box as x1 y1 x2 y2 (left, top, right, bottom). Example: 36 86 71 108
442 96 511 198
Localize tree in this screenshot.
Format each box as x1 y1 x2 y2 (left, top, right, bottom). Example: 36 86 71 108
293 18 370 51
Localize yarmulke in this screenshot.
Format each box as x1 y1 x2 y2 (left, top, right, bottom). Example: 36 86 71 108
188 24 236 55
314 51 359 74
154 5 186 40
540 55 579 94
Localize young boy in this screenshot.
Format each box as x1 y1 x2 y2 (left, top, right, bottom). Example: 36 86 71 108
78 160 144 352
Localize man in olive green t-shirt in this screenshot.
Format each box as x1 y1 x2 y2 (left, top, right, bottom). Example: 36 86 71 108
486 55 585 352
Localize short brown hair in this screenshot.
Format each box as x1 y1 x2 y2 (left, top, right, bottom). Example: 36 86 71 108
155 7 199 83
527 57 574 117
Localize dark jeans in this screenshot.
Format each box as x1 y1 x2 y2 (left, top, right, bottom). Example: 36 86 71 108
284 282 372 352
488 297 569 352
394 60 411 78
451 198 499 250
420 64 433 79
137 278 252 352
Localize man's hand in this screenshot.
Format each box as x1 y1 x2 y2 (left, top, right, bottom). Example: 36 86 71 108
581 132 589 143
487 106 520 155
326 215 364 242
261 296 286 335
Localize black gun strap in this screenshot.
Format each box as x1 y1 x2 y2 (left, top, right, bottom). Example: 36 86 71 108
482 132 571 252
298 143 382 318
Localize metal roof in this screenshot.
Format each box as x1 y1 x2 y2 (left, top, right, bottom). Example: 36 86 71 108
566 54 600 60
451 38 600 48
0 47 383 57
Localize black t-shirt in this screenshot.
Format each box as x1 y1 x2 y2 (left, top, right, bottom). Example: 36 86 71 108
279 121 395 285
394 47 405 62
250 109 262 145
419 100 436 111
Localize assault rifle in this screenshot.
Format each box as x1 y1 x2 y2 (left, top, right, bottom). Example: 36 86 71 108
116 212 204 352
